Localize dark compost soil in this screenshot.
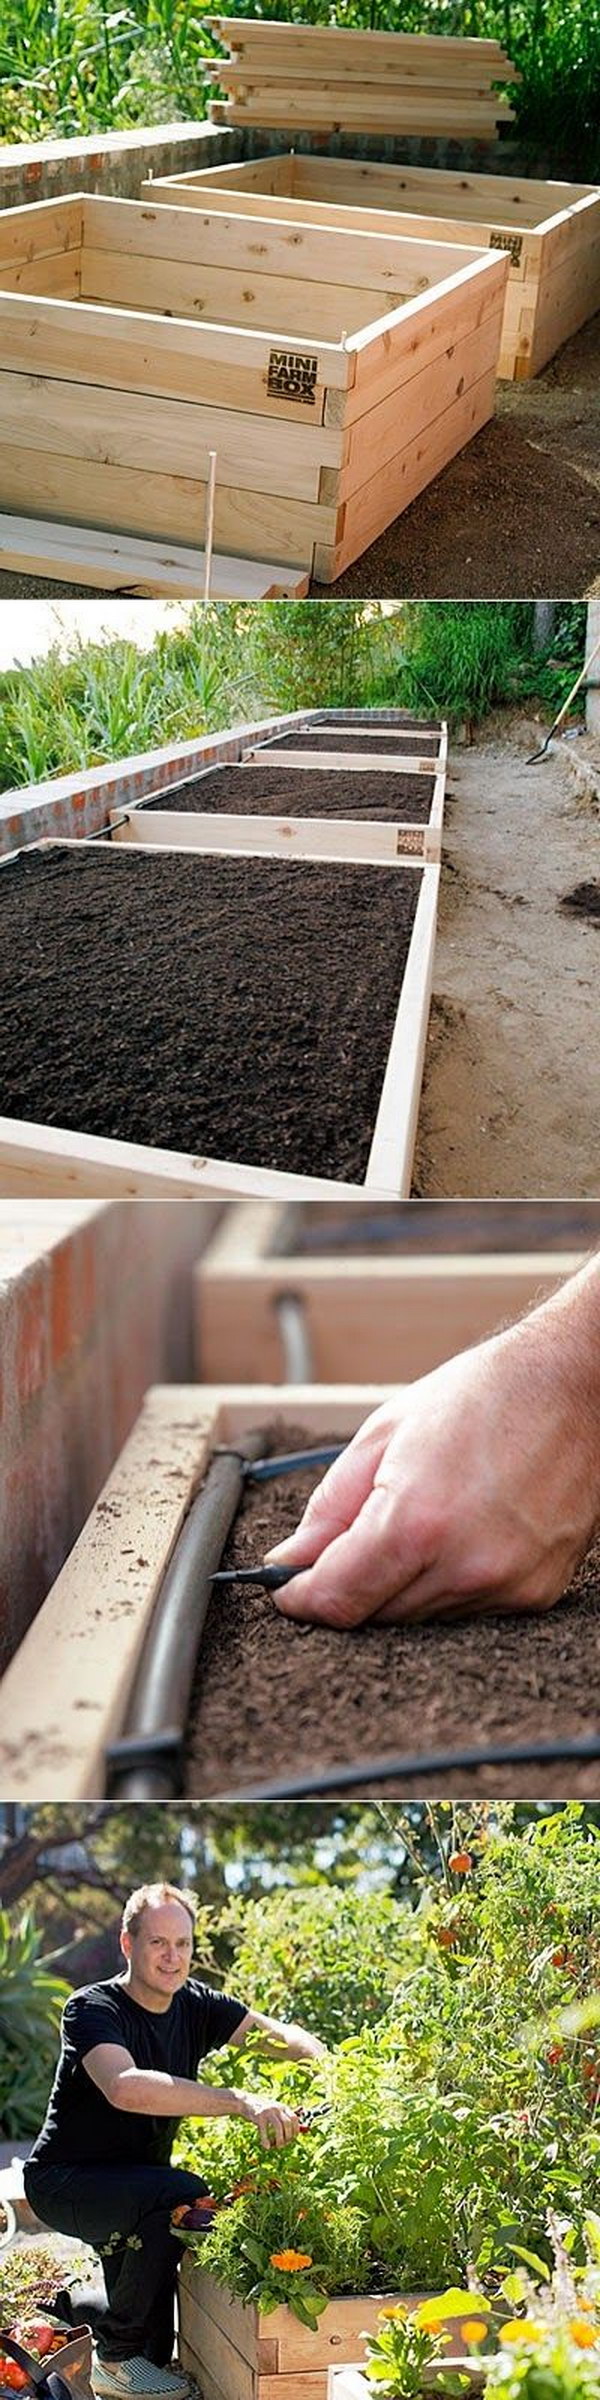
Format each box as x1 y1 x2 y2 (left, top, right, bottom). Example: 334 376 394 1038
184 1422 600 1802
277 1199 600 1255
141 764 435 823
259 731 441 755
0 846 420 1183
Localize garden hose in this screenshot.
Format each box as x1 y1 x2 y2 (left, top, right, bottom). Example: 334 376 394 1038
215 1732 600 1803
104 1431 264 1802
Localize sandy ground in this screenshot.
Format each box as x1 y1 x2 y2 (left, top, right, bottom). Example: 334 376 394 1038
414 712 600 1197
0 316 598 603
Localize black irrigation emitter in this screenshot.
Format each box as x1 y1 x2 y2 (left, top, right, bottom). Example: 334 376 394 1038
104 1438 346 1803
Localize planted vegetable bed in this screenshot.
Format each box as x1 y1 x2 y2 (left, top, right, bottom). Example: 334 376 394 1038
0 844 438 1197
195 1199 598 1382
0 194 507 584
1 1387 598 1805
147 155 600 383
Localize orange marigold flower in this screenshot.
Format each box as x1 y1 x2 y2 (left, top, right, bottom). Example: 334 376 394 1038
568 2323 599 2350
270 2251 313 2273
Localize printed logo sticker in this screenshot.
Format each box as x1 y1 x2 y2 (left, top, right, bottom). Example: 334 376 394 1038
268 350 319 405
489 229 523 267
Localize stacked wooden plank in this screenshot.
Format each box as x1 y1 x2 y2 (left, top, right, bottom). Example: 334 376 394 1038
205 18 518 139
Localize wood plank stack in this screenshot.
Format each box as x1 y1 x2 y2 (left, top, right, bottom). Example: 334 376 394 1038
205 18 518 139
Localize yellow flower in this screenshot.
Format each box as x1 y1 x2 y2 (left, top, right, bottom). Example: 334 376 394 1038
462 2324 489 2349
270 2251 313 2273
499 2322 544 2348
379 2308 408 2324
568 2323 599 2350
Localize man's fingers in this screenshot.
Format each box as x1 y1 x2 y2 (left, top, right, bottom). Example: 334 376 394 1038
265 1415 391 1569
272 1480 431 1628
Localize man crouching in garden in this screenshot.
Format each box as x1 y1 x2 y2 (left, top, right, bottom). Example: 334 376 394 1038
24 1882 326 2400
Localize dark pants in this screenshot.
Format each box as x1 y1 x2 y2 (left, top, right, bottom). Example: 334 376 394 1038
24 2160 211 2365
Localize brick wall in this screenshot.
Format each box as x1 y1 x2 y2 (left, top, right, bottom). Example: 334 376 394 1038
0 710 318 854
0 1198 220 1666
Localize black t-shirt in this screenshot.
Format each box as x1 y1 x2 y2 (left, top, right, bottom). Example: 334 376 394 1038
28 1977 248 2170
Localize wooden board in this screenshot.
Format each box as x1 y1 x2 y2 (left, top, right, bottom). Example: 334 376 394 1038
109 810 435 865
0 841 439 1201
0 514 309 598
242 747 438 775
205 19 517 138
147 163 600 382
194 1204 585 1384
0 1385 387 1801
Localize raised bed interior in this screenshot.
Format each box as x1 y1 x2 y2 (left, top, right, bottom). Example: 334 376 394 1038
0 842 438 1197
148 155 600 382
0 193 508 581
252 729 442 754
1 1385 598 1805
195 1198 599 1382
110 758 444 866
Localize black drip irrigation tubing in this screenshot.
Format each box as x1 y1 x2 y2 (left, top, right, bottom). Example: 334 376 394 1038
104 1437 600 1803
104 1441 344 1800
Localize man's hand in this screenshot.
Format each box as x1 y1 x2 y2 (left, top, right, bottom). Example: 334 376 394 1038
265 1256 600 1630
237 2095 303 2150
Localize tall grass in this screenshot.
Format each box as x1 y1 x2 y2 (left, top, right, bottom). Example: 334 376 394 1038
1 0 598 174
0 602 586 793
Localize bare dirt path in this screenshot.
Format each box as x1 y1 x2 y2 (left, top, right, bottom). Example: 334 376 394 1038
414 712 600 1197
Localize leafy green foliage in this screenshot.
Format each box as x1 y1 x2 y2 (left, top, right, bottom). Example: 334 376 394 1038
0 603 586 794
0 0 598 176
174 1811 600 2312
0 1911 70 2136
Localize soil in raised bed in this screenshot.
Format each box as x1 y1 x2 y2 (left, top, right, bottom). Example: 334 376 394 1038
184 1421 600 1802
141 764 435 823
259 732 440 755
279 1199 600 1255
0 846 420 1183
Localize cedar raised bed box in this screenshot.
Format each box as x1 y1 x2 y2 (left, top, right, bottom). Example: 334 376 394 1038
146 155 600 383
1 1383 598 1806
110 716 448 864
178 2270 431 2400
0 841 439 1198
194 1198 595 1382
0 193 507 582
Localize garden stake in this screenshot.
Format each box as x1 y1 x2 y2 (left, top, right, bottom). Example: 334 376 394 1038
526 629 600 762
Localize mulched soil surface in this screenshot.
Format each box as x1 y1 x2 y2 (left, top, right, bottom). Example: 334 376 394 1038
0 845 420 1183
285 1200 600 1254
260 732 440 754
141 764 435 822
184 1421 600 1802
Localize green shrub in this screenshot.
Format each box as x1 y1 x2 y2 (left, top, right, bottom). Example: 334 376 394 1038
0 1912 70 2137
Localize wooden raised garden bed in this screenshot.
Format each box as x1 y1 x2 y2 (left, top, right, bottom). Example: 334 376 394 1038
0 840 439 1198
146 155 600 383
194 1198 595 1382
179 2269 432 2400
109 719 448 864
0 193 508 583
1 1381 597 1803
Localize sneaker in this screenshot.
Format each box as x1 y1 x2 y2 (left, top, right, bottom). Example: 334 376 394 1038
91 2356 192 2399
